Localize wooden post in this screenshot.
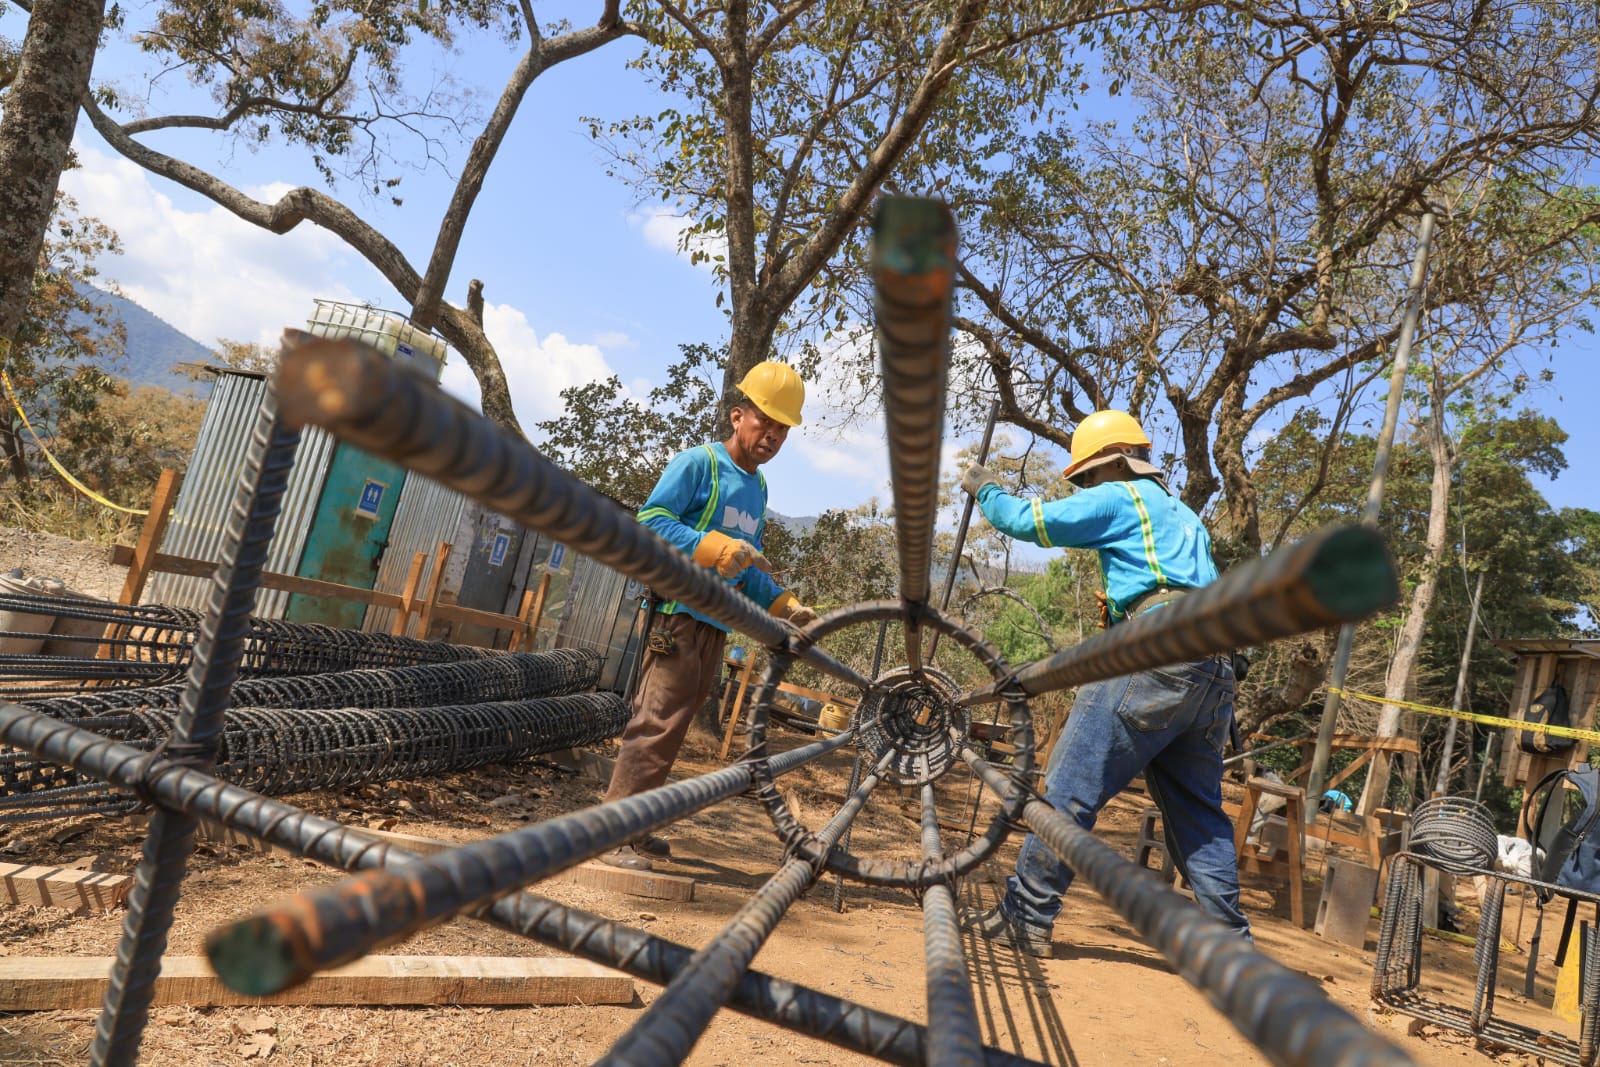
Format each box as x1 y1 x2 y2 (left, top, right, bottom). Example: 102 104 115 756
506 588 536 652
391 551 428 637
116 469 181 607
720 653 758 761
514 571 551 652
416 541 452 640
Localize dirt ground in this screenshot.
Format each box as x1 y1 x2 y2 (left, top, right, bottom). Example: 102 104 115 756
0 527 1575 1065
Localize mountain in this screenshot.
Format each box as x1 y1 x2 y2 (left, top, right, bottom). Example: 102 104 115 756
74 286 215 396
768 511 817 535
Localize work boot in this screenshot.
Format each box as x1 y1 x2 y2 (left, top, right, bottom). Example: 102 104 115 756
960 903 1052 958
598 844 653 871
636 834 672 858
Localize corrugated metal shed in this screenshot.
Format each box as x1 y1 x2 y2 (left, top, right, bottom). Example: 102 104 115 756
362 474 467 635
149 372 336 616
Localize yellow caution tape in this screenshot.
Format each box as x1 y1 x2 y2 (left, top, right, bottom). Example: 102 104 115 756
1328 687 1600 746
0 346 149 515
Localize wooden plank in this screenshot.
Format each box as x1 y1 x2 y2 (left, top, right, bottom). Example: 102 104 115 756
1 862 130 913
429 600 530 634
720 653 758 761
392 550 429 637
0 955 632 1009
773 681 856 707
117 469 181 606
519 572 552 652
106 548 405 610
564 860 696 902
417 540 453 638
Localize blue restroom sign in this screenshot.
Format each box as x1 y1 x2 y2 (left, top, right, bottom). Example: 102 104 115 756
489 531 511 567
548 543 567 569
355 479 387 519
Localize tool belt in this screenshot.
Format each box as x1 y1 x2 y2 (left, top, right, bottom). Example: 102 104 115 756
1124 586 1189 618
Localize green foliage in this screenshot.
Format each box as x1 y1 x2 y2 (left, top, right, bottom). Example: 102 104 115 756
132 0 515 184
2 194 125 490
534 342 723 511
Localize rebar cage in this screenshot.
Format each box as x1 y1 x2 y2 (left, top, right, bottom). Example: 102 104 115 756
0 198 1416 1067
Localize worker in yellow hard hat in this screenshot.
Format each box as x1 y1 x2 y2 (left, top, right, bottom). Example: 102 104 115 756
956 408 1250 955
600 360 818 871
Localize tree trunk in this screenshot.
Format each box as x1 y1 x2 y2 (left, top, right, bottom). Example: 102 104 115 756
1357 389 1453 814
0 0 108 341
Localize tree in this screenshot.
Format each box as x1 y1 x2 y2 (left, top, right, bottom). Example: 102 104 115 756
0 0 109 353
595 0 1199 427
534 342 722 509
77 0 643 432
948 0 1600 560
0 193 125 487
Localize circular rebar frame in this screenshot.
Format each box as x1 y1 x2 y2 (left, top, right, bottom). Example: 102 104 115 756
0 198 1416 1067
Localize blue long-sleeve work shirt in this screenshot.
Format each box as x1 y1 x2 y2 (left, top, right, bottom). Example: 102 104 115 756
636 442 784 631
975 477 1218 624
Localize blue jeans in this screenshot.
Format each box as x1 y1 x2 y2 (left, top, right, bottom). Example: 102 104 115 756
1002 655 1252 938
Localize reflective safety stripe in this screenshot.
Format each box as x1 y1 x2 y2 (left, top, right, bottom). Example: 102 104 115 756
1030 499 1053 548
637 506 675 523
694 444 721 531
1121 482 1167 587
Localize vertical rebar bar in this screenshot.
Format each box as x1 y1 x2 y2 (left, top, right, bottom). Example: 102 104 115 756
927 399 999 665
91 396 301 1067
920 783 984 1067
872 197 956 679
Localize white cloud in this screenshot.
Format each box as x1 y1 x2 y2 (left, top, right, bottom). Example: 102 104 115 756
58 145 380 351
592 330 638 351
471 302 620 426
627 204 728 272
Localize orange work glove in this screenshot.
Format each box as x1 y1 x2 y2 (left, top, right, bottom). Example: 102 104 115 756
1094 590 1111 630
770 591 818 627
693 530 770 578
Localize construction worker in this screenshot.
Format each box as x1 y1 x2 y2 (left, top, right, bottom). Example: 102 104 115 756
599 361 819 871
956 409 1250 955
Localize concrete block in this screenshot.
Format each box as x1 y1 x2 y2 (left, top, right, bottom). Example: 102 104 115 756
1316 857 1381 948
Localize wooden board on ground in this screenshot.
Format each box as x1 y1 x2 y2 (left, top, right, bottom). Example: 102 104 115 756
0 956 633 1010
551 747 617 784
195 821 695 900
1 861 130 914
565 861 696 902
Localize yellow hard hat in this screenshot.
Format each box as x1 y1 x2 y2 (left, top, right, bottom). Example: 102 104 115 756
737 361 805 426
1063 410 1151 479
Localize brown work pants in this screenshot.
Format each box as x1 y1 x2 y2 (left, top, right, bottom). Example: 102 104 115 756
603 611 727 803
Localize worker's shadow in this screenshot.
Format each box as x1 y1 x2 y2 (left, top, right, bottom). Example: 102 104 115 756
960 880 1080 1066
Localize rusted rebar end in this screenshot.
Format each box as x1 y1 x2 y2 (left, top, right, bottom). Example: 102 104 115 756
205 912 309 997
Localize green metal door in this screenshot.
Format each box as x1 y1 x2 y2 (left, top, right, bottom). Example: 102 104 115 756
284 443 407 628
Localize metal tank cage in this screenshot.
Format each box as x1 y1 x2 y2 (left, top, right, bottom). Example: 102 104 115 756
0 198 1417 1067
1375 851 1600 1066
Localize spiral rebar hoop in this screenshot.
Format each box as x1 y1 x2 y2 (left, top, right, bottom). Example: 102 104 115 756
0 650 605 820
0 594 502 702
0 197 1415 1067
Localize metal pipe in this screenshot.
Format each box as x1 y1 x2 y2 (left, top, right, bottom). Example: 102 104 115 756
1434 570 1484 795
1306 212 1436 818
928 398 1000 664
0 704 1040 1067
920 783 984 1067
204 728 855 994
1220 731 1314 768
597 754 891 1066
962 752 1416 1067
92 398 302 1067
872 197 956 678
959 524 1398 706
271 334 870 693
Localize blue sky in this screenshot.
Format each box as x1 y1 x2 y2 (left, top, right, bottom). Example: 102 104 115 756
9 1 1592 523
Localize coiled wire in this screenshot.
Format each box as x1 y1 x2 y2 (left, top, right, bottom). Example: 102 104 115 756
1407 795 1499 874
